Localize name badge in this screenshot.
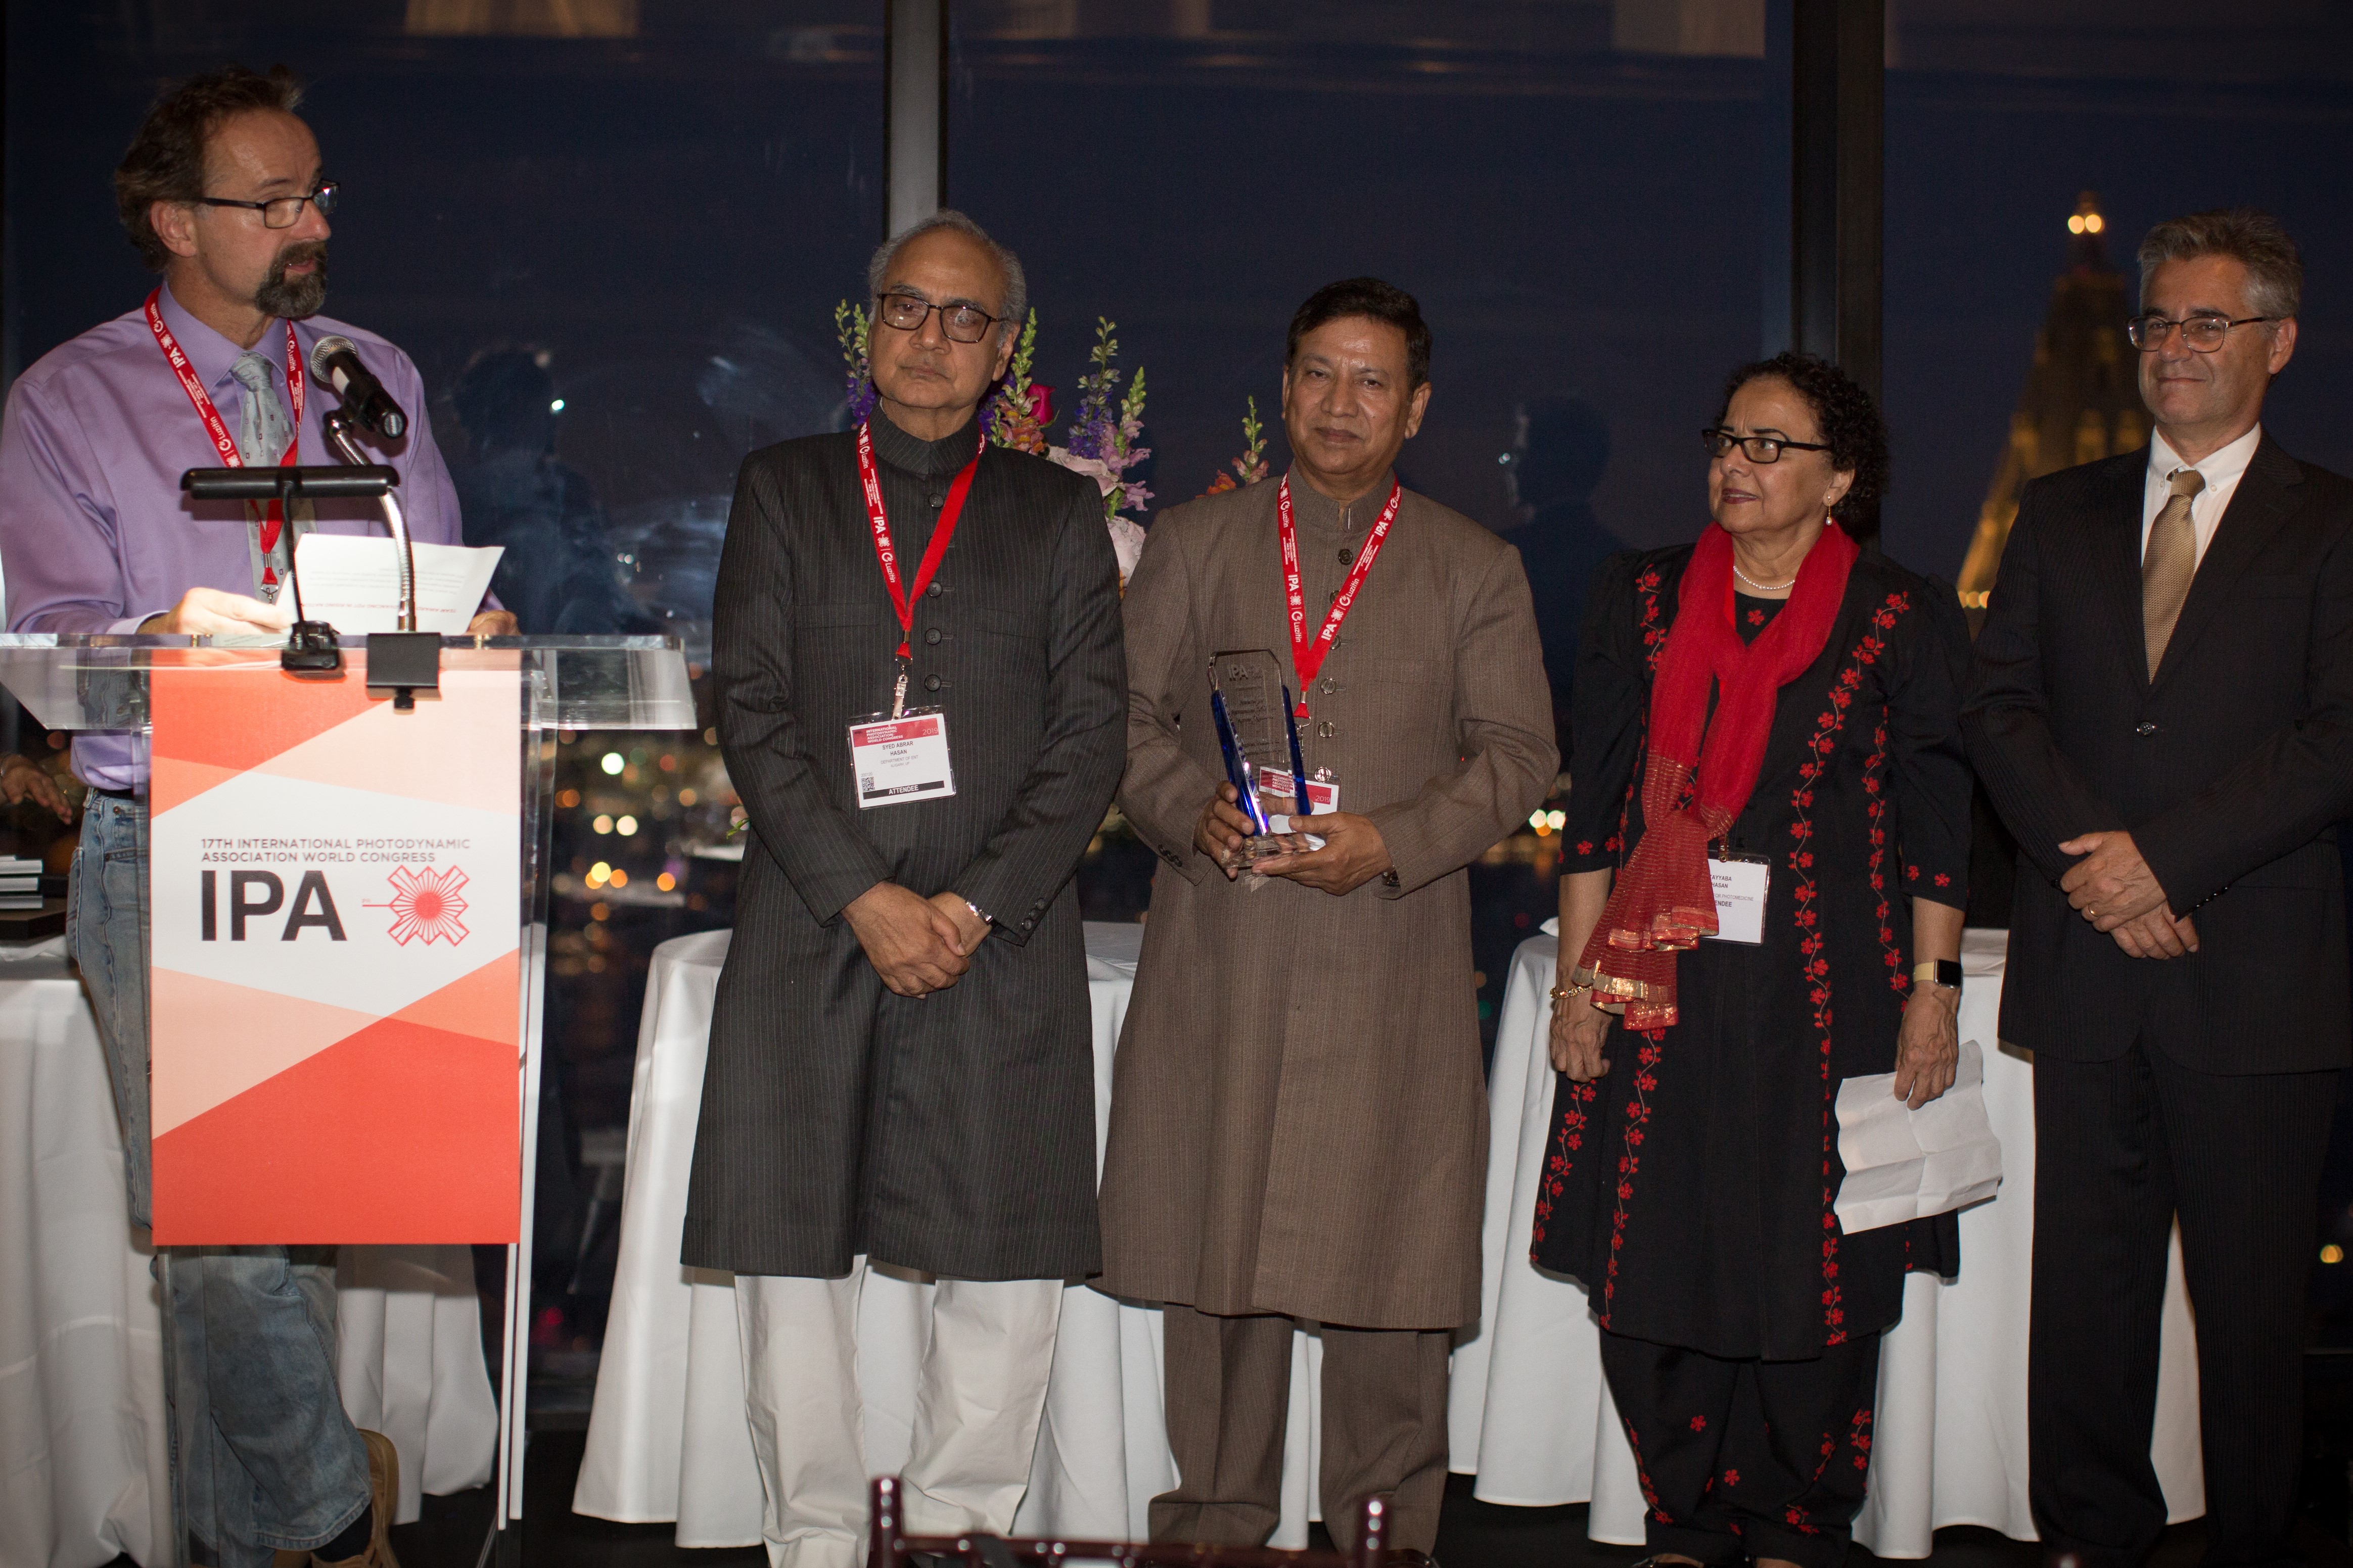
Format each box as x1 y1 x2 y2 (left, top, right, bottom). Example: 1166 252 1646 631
1703 853 1770 944
848 708 956 808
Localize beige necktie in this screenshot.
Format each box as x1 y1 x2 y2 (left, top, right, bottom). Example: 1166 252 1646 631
2142 467 2205 679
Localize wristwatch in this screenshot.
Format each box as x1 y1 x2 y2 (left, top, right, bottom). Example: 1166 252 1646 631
960 896 994 926
1911 959 1962 991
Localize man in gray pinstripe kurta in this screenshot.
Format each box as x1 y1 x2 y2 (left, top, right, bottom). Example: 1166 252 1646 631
681 211 1125 1568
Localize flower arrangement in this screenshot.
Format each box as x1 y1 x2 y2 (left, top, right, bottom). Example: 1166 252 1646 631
1203 396 1272 495
837 302 1151 582
981 312 1051 454
1050 320 1151 579
1052 319 1152 518
834 300 879 426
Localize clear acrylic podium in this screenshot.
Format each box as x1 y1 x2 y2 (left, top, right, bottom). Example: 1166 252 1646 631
0 631 694 1566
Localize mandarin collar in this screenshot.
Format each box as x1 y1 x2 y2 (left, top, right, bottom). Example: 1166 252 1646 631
157 278 287 393
1281 466 1399 535
869 406 985 478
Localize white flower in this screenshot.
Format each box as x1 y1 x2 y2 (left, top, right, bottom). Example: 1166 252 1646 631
1107 515 1147 583
1046 446 1125 499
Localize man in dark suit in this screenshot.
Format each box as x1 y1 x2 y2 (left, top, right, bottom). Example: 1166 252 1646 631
1965 208 2353 1568
681 210 1125 1568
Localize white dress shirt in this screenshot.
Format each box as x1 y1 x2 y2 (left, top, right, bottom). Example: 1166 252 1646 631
2142 423 2261 570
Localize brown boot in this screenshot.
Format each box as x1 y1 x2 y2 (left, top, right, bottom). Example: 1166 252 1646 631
314 1429 401 1567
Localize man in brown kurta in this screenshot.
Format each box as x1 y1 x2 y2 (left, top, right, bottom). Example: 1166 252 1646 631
1098 278 1556 1556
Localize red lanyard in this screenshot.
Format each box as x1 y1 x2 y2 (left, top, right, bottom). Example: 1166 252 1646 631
1276 473 1401 718
146 289 305 574
855 418 984 690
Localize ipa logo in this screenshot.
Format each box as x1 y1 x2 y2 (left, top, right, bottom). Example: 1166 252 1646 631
364 865 472 946
195 864 471 945
199 869 345 940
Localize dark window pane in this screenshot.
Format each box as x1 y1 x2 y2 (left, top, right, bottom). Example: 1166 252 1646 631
1883 3 2353 580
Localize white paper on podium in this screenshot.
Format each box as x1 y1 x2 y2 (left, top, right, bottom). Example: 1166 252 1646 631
291 535 502 634
1833 1038 2004 1234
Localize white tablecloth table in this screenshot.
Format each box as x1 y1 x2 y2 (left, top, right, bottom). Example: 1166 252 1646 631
0 939 499 1568
1447 926 2205 1555
579 923 2211 1558
575 924 1344 1549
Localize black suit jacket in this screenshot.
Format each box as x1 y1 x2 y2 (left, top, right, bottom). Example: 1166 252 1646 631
1963 435 2353 1072
682 413 1127 1279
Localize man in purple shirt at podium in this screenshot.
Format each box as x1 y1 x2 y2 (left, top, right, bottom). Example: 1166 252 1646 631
0 65 507 1568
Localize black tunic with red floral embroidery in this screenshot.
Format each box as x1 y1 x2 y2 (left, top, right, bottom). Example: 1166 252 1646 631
1532 543 1974 1362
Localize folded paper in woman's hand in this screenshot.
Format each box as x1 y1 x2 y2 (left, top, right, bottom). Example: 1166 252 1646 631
1832 1040 2004 1233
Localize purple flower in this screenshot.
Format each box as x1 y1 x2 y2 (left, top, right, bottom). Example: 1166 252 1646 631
1067 411 1117 464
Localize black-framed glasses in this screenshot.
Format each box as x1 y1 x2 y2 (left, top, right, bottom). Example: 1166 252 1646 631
1701 427 1830 463
875 292 1002 344
193 180 338 229
2126 312 2281 352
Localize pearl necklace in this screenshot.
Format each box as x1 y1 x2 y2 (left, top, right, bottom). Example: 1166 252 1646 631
1732 562 1796 594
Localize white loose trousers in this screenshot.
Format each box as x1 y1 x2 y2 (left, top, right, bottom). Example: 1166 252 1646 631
733 1262 1064 1568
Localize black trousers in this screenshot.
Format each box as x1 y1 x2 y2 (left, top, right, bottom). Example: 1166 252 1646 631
1597 1328 1882 1568
2031 1042 2337 1568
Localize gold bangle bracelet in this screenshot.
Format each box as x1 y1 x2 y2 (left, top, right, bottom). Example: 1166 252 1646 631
1550 981 1591 1003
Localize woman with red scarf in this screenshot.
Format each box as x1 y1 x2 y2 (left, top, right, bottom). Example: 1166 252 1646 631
1533 353 1972 1568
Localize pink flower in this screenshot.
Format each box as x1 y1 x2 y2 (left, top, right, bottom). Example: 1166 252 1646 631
1027 383 1055 424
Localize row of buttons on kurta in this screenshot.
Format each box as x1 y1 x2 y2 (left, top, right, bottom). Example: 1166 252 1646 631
917 550 945 696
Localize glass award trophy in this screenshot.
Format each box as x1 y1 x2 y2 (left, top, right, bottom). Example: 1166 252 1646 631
1208 648 1325 865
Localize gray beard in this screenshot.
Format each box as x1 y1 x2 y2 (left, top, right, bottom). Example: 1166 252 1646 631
255 244 328 319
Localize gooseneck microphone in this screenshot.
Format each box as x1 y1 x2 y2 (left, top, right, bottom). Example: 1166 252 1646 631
309 335 407 440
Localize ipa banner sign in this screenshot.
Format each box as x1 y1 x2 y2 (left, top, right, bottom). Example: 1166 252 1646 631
147 650 523 1244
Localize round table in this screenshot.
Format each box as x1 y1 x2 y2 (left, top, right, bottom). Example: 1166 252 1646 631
0 937 498 1568
1446 924 2205 1554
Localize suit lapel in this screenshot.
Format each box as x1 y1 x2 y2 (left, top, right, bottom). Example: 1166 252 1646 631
2150 435 2304 691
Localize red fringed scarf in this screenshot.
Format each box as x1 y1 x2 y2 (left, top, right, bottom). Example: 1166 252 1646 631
1574 521 1858 1030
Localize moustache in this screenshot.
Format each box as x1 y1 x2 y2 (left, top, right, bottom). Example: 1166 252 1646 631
272 241 329 278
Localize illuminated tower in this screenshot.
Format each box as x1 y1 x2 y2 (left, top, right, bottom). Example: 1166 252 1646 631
1956 193 2145 606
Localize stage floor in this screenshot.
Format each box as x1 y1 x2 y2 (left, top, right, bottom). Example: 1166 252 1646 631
97 1426 2345 1568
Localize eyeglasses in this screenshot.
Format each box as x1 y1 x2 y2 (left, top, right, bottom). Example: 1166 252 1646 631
193 181 338 229
2126 313 2280 352
1701 427 1830 463
875 293 1002 344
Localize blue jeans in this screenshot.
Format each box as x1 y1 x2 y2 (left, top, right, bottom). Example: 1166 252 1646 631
73 796 372 1566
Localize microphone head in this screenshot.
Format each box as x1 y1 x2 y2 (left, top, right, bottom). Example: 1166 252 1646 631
309 334 358 381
